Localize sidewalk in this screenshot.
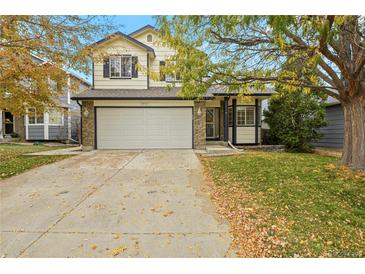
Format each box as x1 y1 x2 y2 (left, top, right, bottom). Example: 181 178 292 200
23 146 83 156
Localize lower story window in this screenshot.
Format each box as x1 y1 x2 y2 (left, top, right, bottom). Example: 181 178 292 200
28 108 44 124
48 108 63 125
236 106 255 126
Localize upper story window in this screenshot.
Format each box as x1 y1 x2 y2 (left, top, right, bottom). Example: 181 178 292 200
147 34 153 42
110 56 121 78
109 55 132 78
49 79 58 92
159 60 181 82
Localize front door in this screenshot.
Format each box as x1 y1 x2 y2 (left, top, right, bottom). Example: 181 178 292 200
4 112 14 135
206 108 218 139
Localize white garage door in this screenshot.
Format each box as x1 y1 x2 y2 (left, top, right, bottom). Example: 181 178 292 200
96 107 193 149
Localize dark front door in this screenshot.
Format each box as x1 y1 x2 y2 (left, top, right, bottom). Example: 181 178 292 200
206 108 220 139
4 112 14 135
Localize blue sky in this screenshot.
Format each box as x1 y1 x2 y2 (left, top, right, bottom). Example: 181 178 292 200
110 15 156 34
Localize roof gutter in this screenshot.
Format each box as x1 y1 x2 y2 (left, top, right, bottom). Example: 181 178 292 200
212 93 274 97
71 96 214 101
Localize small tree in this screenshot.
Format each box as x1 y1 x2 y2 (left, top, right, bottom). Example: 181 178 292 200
264 89 327 152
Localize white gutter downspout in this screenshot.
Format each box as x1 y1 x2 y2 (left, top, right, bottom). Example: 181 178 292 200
228 140 241 150
25 111 29 140
67 74 72 141
44 110 49 140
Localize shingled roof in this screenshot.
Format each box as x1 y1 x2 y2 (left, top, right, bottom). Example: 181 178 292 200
71 87 205 100
205 85 275 96
129 24 158 37
71 85 274 101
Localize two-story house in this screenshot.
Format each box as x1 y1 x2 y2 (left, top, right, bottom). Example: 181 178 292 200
72 25 273 150
0 54 90 142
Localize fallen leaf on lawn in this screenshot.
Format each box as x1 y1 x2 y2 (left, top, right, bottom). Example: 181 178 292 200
110 246 128 256
94 203 106 210
113 233 121 239
163 210 174 217
150 206 162 213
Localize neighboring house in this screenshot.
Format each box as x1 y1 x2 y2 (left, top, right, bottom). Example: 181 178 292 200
314 97 344 148
0 55 91 142
71 25 273 150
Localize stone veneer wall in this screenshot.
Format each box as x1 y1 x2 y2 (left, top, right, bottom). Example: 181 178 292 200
82 101 94 151
193 101 206 149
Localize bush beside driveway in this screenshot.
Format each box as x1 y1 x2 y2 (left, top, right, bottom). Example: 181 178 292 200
202 151 365 257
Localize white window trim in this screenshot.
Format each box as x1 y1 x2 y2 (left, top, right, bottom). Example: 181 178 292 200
165 74 177 82
236 106 256 126
24 114 28 140
48 108 64 126
109 55 132 79
162 60 181 83
27 108 44 126
44 111 49 140
245 106 256 126
121 55 132 78
109 55 122 79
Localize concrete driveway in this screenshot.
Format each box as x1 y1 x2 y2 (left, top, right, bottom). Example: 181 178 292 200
0 150 232 257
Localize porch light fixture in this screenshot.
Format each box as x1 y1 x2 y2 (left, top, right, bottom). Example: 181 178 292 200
83 108 89 117
197 107 202 116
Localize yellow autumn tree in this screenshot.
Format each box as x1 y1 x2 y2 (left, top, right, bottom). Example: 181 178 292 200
0 15 116 114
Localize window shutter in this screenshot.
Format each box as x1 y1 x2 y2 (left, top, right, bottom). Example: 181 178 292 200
132 56 138 78
103 57 110 78
159 61 165 81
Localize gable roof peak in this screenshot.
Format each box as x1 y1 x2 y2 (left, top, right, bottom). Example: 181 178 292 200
92 31 156 57
129 24 158 37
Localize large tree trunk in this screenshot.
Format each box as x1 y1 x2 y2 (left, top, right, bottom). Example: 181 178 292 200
341 94 365 170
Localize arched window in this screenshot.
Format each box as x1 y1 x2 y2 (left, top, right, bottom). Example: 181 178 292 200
147 34 153 42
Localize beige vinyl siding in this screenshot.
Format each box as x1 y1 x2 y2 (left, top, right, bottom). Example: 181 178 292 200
229 97 256 105
206 99 221 108
93 37 148 89
236 127 256 143
229 126 259 144
132 31 181 88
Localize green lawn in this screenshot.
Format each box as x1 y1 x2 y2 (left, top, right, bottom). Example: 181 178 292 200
0 144 71 179
204 151 365 257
